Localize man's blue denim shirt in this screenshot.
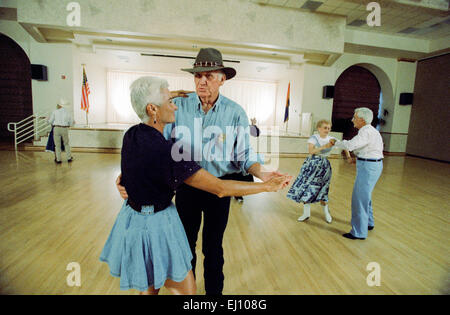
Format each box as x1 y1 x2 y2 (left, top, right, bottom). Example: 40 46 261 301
163 93 263 178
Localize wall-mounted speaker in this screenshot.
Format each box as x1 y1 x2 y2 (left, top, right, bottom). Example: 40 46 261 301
399 93 413 105
31 64 48 81
323 85 334 99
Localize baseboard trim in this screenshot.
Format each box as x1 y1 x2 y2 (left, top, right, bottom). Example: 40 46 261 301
383 151 406 156
21 145 121 154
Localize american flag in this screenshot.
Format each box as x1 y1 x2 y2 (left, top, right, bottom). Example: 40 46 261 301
81 67 90 113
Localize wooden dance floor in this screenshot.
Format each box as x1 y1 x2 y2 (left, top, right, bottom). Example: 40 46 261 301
0 150 448 295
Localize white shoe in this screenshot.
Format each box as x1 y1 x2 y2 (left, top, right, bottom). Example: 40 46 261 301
297 214 310 222
323 205 332 223
298 204 311 222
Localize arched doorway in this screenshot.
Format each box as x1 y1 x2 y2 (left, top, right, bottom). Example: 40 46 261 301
332 65 381 140
0 33 32 141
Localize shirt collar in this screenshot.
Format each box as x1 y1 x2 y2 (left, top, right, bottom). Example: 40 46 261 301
196 93 223 113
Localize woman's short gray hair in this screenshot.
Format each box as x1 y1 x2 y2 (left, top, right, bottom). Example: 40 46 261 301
130 76 169 122
354 107 373 124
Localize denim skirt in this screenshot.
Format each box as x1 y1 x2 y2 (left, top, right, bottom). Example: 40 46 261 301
286 155 332 204
99 200 193 291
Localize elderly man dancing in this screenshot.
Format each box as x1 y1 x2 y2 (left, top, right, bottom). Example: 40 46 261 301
333 107 384 240
168 48 287 294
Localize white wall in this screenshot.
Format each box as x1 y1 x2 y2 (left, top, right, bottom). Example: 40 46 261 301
385 61 416 152
72 47 303 128
73 48 201 125
302 64 335 132
275 67 304 134
392 62 416 133
30 42 74 116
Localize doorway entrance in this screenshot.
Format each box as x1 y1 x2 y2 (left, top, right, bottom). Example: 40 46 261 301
331 65 381 140
0 33 33 141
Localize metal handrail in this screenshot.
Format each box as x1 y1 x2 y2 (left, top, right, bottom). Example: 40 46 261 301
16 123 34 136
7 112 52 150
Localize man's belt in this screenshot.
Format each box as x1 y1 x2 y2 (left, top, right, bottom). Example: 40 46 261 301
54 125 69 128
357 158 383 162
127 198 167 213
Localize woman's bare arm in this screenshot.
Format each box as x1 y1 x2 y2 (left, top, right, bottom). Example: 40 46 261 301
308 142 334 155
184 169 290 198
116 171 291 200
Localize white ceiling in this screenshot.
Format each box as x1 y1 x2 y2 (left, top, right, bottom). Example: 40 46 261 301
253 0 450 40
1 0 448 65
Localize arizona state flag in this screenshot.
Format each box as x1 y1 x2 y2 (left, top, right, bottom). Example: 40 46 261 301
284 82 290 123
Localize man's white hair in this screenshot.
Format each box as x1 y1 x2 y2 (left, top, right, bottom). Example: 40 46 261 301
354 107 373 124
130 76 169 122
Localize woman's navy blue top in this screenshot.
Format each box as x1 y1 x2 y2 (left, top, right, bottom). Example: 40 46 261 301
121 123 201 209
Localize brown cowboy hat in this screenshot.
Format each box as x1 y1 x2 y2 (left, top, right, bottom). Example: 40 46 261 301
181 48 236 80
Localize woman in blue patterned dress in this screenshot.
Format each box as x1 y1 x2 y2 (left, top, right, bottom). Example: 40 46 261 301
287 120 336 223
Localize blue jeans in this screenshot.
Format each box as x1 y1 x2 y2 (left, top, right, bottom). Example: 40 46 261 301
351 160 383 238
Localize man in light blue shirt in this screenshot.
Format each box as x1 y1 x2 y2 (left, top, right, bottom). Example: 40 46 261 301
164 92 261 177
165 48 286 295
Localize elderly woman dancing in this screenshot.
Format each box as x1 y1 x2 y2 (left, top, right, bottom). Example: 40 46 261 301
99 76 290 295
